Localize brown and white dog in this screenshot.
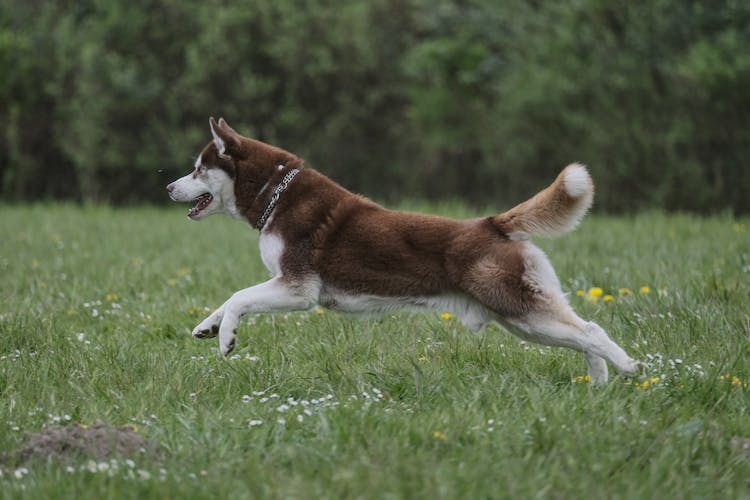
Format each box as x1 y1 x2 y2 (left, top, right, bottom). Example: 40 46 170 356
167 117 641 383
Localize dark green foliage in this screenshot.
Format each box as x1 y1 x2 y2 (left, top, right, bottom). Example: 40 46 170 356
1 0 748 212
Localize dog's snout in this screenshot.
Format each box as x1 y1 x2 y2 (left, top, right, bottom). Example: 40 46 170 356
166 183 175 194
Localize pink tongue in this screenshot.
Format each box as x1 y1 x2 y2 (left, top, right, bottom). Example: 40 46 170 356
189 195 211 217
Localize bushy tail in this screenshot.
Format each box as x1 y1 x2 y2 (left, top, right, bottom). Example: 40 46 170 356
493 163 594 240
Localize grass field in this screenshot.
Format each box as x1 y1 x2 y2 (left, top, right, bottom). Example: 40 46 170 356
1 204 749 499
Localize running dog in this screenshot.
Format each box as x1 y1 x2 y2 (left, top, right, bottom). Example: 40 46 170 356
167 117 641 383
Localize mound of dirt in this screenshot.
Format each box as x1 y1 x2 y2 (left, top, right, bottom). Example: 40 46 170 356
4 423 159 466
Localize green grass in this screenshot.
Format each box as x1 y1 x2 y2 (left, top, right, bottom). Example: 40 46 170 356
1 204 749 499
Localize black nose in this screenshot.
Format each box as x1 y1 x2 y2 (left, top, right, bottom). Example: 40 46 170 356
166 183 174 193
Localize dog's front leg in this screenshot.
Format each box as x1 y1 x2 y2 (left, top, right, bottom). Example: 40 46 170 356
212 277 317 356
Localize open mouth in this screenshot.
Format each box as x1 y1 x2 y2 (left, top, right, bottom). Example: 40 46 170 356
188 193 213 219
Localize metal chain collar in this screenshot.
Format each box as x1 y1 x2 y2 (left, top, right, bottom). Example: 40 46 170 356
256 168 300 230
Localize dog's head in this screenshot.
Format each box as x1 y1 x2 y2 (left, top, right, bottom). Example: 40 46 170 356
166 117 299 222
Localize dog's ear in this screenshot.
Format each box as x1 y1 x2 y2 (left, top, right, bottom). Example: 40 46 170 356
218 118 240 137
209 116 240 158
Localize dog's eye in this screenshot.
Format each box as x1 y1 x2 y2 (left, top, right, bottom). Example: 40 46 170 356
197 165 207 175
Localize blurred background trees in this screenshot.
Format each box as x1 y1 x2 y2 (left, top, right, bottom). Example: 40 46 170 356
1 0 749 212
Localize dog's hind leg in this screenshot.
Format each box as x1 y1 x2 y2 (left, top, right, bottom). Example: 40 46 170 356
585 351 609 385
505 309 639 383
494 242 641 382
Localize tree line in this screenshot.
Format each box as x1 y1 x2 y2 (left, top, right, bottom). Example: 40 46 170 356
2 0 749 213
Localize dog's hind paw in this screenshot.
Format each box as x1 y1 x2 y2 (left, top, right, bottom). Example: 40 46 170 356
633 360 650 379
620 359 649 379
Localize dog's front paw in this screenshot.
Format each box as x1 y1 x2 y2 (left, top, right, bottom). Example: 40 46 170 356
219 329 237 356
192 311 222 339
192 323 219 339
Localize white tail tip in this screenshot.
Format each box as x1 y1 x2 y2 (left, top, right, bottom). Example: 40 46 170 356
562 163 591 198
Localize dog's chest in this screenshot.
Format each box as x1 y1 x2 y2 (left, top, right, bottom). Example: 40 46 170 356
259 231 285 276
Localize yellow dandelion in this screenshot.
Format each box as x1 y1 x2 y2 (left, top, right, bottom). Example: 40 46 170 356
176 268 191 277
639 286 651 294
618 288 632 296
40 281 47 289
315 308 325 315
576 290 585 297
105 293 119 302
635 376 660 390
603 294 614 303
418 355 429 363
573 374 591 384
432 431 447 440
166 278 177 287
78 424 88 429
440 312 452 320
732 223 746 233
721 375 747 388
586 287 603 303
66 309 78 316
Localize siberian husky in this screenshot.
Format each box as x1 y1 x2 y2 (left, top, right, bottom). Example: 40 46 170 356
167 117 641 383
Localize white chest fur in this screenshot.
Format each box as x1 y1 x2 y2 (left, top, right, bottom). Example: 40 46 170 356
259 231 285 277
